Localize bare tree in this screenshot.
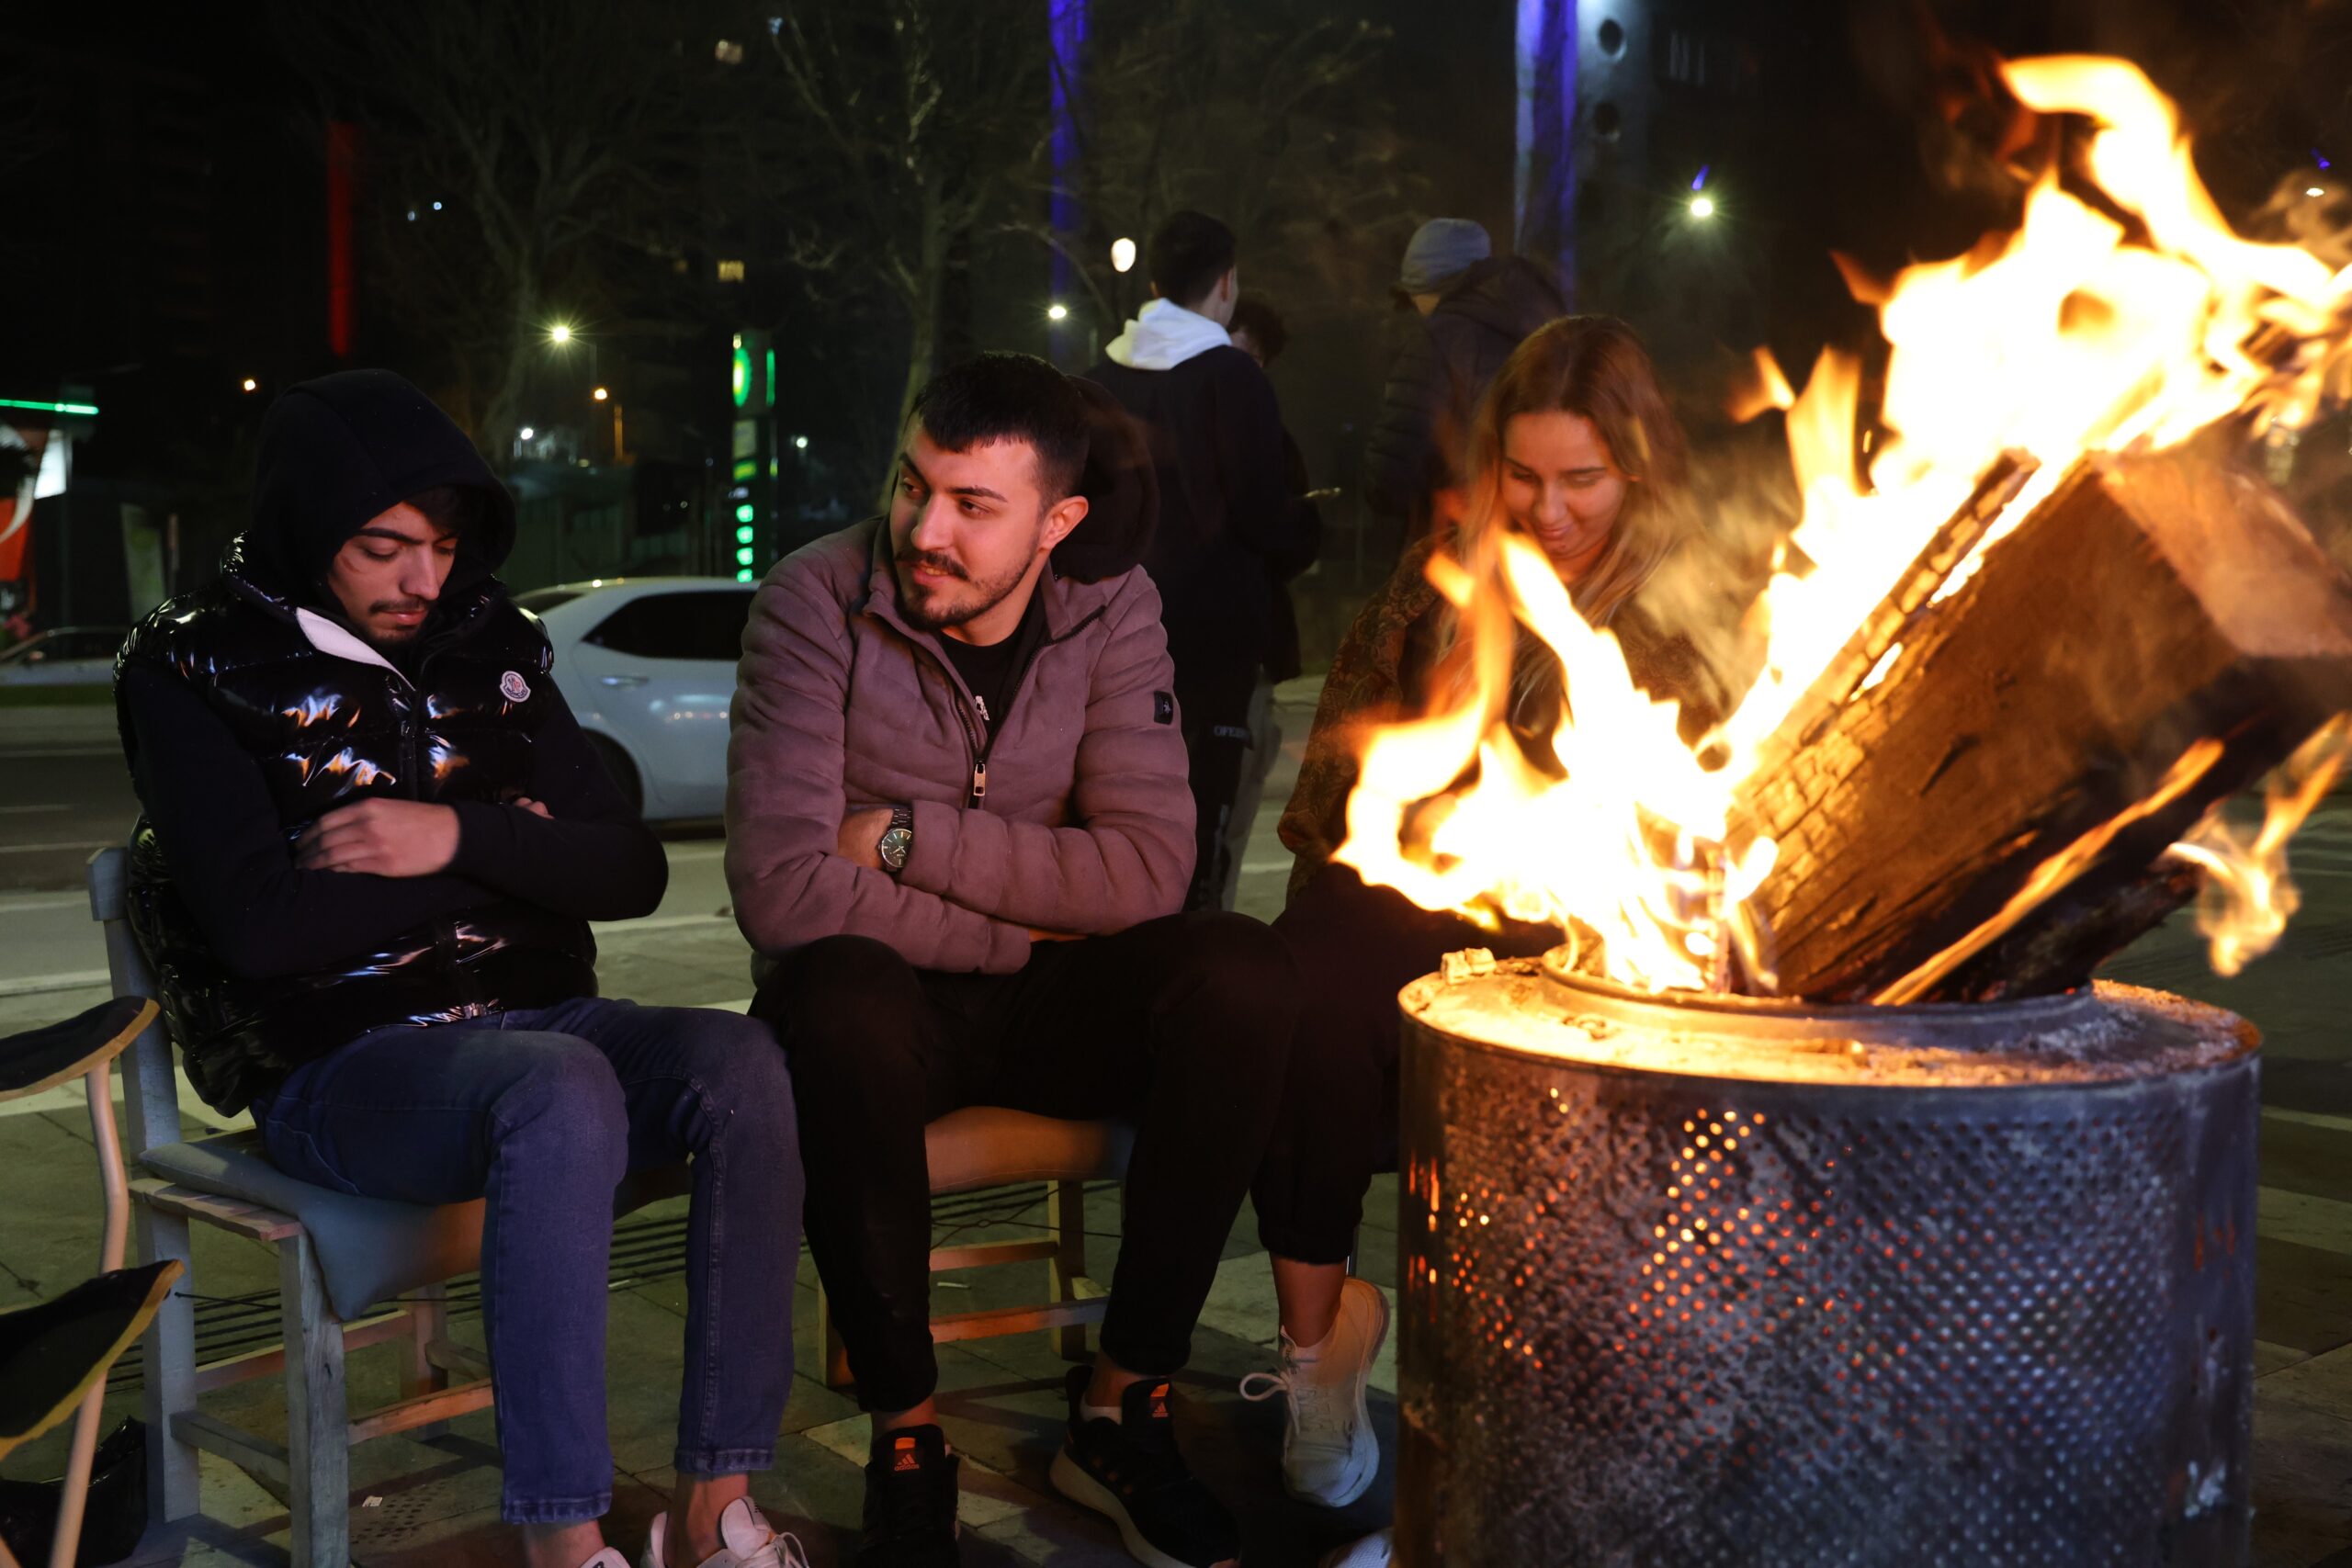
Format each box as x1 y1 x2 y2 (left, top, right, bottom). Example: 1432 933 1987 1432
761 0 1057 437
274 1 721 455
1043 6 1416 338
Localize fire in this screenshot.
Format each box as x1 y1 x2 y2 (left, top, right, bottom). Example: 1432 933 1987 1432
2167 716 2352 976
1335 53 2352 995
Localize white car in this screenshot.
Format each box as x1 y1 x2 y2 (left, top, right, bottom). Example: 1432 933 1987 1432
0 626 130 685
514 578 753 822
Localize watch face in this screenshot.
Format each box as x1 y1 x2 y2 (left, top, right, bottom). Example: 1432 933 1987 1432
879 827 914 871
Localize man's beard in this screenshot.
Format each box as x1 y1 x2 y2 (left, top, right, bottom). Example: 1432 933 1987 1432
360 601 433 657
893 548 1030 634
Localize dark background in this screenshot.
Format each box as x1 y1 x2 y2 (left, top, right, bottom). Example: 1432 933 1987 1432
5 0 2348 647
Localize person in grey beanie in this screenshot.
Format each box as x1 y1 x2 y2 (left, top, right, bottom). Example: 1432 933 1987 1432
1362 219 1566 547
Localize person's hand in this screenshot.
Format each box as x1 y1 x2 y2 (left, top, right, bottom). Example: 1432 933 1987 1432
837 806 892 870
1027 927 1084 942
513 796 553 818
295 798 461 877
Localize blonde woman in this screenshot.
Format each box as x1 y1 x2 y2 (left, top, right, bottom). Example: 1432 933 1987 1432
1244 317 1723 1562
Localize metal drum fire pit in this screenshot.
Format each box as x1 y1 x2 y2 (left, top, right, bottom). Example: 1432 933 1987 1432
1396 954 2258 1567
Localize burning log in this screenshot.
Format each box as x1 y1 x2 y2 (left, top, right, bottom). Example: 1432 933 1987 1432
1735 446 2352 1002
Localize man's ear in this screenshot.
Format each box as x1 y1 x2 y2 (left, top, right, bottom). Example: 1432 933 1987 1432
1040 492 1091 553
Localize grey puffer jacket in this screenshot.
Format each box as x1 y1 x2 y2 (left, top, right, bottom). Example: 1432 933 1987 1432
726 519 1195 976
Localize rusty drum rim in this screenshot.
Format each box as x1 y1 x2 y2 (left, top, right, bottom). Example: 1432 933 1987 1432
1536 951 2108 1047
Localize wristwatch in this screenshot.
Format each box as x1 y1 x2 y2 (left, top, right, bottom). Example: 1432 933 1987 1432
877 803 915 874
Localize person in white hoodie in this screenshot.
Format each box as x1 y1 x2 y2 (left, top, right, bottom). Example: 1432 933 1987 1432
1086 211 1317 911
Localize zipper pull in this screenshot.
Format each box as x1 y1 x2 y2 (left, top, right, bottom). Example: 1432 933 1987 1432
974 693 990 725
970 760 987 807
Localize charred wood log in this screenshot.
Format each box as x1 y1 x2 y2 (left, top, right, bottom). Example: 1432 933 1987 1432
1733 446 2352 1002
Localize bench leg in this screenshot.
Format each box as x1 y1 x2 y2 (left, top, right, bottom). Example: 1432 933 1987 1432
400 1283 452 1439
279 1233 349 1568
1049 1179 1090 1363
137 1205 200 1523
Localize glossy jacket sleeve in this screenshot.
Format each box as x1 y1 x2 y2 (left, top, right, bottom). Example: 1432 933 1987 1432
443 680 668 920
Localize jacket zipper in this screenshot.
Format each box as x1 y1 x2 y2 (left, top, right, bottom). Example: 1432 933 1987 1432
918 604 1110 810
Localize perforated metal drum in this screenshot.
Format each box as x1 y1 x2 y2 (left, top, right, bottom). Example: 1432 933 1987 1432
1395 958 2257 1568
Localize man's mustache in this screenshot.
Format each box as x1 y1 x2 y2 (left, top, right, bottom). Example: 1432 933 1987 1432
370 599 433 616
894 548 967 582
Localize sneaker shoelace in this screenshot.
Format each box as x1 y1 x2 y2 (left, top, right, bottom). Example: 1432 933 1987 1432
1239 1360 1358 1456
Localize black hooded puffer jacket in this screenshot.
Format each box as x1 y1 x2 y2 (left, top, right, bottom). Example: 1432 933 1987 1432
115 371 610 1112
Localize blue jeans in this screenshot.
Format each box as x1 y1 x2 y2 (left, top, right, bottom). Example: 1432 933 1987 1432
254 998 803 1525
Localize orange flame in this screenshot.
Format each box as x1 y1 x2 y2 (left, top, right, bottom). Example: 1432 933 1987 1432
2168 716 2352 976
1335 53 2352 996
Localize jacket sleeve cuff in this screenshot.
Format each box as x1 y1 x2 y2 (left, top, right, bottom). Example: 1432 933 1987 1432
898 797 966 899
445 799 512 880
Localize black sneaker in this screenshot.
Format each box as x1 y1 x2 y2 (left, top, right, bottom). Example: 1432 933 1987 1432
1048 1367 1240 1568
857 1423 961 1567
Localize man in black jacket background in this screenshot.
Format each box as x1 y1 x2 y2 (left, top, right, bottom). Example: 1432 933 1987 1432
1087 212 1317 909
114 371 803 1568
1363 219 1568 547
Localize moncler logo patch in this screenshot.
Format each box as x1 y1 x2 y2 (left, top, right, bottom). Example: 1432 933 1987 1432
500 671 532 704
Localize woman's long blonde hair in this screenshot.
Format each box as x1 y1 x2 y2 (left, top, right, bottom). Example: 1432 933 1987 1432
1435 316 1696 731
1454 313 1693 626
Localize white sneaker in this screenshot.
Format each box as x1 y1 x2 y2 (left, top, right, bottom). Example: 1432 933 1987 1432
1238 1275 1390 1507
580 1552 631 1568
1320 1529 1394 1568
639 1497 811 1568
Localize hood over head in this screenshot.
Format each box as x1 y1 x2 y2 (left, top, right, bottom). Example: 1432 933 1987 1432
1053 378 1159 583
243 369 517 601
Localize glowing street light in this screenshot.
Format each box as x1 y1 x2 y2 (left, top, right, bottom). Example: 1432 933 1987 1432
592 386 610 402
1689 195 1716 220
241 378 258 392
1046 302 1069 322
519 426 536 441
548 322 575 345
1111 237 1136 273
794 434 809 450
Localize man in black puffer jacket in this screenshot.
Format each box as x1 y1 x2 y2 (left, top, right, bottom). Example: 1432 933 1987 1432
115 370 804 1568
1363 219 1567 546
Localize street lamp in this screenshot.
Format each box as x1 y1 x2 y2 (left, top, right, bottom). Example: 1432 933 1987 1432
1111 237 1136 274
241 378 258 392
548 322 574 345
1046 303 1069 322
519 426 536 441
794 434 809 450
1689 195 1716 220
592 386 610 401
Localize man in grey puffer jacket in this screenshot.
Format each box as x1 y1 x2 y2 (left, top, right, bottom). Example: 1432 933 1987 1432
728 353 1297 1568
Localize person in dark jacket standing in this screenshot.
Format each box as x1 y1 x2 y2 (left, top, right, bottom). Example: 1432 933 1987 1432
114 370 805 1568
1362 219 1568 546
1086 212 1317 910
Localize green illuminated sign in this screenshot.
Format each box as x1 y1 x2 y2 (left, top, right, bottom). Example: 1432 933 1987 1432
736 567 756 582
734 503 756 524
732 458 757 481
736 546 756 567
735 525 756 545
0 398 98 416
765 348 776 406
731 344 751 407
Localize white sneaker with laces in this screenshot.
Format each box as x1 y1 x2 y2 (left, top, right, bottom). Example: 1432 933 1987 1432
1239 1274 1391 1507
1320 1528 1394 1567
639 1496 810 1568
